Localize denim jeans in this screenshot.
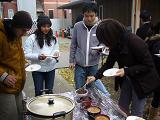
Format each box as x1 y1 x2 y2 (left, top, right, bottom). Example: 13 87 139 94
118 77 146 117
32 69 55 96
74 64 110 96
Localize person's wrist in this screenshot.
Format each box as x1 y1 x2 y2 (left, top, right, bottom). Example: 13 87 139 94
0 72 8 82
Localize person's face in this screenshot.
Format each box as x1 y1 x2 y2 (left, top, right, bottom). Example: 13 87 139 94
40 24 51 34
14 28 30 38
83 11 96 25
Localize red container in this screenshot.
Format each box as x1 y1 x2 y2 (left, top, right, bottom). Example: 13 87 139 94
80 96 92 108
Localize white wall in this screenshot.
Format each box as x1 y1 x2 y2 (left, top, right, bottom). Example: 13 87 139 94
17 0 37 19
51 19 72 34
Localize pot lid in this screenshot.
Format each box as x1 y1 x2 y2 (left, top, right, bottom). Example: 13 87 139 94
26 94 75 117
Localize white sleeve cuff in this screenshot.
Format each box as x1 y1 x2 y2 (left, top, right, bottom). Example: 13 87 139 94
0 72 8 82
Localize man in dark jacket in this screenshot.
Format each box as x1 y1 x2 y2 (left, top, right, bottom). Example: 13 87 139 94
136 10 154 40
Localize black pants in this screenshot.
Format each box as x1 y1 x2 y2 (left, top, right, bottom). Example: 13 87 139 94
32 69 55 96
151 88 160 108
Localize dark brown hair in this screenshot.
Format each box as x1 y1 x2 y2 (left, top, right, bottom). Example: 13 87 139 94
3 11 32 40
12 11 32 29
82 2 98 14
140 10 151 22
96 19 126 49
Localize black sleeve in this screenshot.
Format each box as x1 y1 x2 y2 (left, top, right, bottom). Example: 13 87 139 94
124 34 154 77
94 51 116 79
136 28 145 40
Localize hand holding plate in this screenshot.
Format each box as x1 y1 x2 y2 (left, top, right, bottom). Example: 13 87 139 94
116 68 125 77
38 54 47 60
53 52 59 58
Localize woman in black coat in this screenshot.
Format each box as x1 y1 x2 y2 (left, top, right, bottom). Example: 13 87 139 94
87 19 160 117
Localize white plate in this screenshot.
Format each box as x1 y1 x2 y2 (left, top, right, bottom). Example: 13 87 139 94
102 51 109 56
103 68 119 77
154 54 160 57
91 46 104 50
25 64 41 72
126 116 145 120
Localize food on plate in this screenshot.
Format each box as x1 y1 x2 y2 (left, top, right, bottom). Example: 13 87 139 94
76 88 87 94
75 88 88 97
87 106 101 114
95 114 110 120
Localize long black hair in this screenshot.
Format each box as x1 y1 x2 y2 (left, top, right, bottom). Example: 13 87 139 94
35 15 56 48
35 28 56 49
96 19 126 50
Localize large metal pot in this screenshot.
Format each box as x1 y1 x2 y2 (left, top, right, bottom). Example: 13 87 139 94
26 94 75 120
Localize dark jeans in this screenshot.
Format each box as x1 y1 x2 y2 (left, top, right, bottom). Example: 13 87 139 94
32 69 55 96
74 64 110 96
118 77 146 117
151 88 160 108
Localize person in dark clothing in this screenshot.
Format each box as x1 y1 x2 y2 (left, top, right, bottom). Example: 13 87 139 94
86 19 160 117
146 24 160 120
154 22 160 34
136 10 154 40
136 10 155 118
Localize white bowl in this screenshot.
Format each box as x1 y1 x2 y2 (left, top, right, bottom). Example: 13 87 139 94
75 88 88 98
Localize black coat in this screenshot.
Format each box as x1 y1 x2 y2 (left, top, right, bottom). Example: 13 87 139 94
146 35 160 94
95 33 160 99
136 22 154 40
146 34 160 75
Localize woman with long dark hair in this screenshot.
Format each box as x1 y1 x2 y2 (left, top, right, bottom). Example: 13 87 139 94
87 19 160 117
24 15 59 96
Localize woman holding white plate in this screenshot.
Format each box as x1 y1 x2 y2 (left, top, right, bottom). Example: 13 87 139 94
87 19 160 117
24 15 59 96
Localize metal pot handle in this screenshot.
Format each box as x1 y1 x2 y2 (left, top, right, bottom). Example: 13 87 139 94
53 111 66 118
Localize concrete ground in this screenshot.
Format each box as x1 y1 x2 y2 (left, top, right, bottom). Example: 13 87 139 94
22 36 75 98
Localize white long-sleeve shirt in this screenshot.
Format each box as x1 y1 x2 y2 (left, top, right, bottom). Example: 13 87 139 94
23 34 59 72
